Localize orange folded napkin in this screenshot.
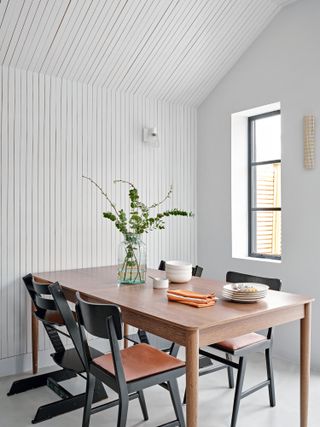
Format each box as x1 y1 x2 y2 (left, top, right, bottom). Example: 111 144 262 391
167 289 217 308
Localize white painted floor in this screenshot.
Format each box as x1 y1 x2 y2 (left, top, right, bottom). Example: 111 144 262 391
1 354 319 427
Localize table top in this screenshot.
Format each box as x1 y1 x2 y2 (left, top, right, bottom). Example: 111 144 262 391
34 265 313 332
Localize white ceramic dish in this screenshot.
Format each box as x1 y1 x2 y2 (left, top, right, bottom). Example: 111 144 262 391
165 260 192 270
165 260 192 283
223 295 261 303
224 283 269 293
222 294 266 301
166 274 192 283
222 282 268 303
222 289 267 297
222 290 266 296
152 277 169 289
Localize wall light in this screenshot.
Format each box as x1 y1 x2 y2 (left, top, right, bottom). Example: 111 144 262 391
143 127 159 147
304 115 315 169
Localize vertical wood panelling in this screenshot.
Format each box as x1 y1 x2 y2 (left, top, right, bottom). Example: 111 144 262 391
0 65 197 362
0 0 292 106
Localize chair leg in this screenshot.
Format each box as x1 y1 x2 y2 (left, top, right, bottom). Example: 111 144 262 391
137 390 149 420
82 374 96 427
169 343 180 357
168 379 185 427
226 353 235 389
265 348 276 407
137 329 150 344
92 379 108 402
230 357 247 427
182 388 186 405
117 393 129 427
7 369 77 395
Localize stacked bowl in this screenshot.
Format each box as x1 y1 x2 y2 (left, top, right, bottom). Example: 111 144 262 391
165 260 192 283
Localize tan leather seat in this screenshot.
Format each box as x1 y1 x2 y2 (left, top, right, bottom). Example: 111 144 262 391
40 310 76 326
93 343 185 382
216 333 266 351
42 310 66 325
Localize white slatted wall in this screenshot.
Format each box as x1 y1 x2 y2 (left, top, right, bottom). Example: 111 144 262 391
0 0 292 106
0 64 197 366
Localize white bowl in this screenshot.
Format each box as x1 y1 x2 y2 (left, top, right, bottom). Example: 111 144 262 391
166 266 191 272
165 260 192 283
165 262 192 283
166 271 192 283
152 277 169 289
165 260 192 270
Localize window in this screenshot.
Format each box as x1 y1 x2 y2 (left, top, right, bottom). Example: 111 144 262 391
248 111 281 259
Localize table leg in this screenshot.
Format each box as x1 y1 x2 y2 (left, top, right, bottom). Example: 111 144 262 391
186 329 199 427
301 303 311 427
31 304 39 374
123 323 129 349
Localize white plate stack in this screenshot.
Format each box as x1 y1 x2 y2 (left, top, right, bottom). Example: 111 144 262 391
222 283 269 303
165 260 192 283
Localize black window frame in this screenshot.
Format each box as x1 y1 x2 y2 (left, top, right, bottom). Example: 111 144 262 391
248 110 281 260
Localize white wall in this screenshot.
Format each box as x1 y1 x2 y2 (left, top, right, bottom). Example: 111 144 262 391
198 0 320 368
0 65 197 375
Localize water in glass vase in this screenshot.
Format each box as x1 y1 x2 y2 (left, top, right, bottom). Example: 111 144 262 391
118 234 146 284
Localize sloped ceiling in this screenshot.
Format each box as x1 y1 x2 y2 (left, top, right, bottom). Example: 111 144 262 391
0 0 296 106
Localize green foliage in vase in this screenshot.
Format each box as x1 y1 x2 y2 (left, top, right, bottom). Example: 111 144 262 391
82 176 194 238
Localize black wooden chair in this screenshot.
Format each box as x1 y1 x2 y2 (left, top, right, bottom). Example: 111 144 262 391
49 282 148 425
125 260 204 356
76 291 186 427
197 271 282 427
7 274 107 424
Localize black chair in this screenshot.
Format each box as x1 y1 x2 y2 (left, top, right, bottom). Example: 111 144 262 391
76 291 186 427
197 271 282 427
125 260 204 356
7 274 107 424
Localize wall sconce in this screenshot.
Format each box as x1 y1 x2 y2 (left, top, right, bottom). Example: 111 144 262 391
304 115 315 169
143 127 159 147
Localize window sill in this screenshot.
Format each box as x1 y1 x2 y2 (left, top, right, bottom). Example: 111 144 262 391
232 255 281 264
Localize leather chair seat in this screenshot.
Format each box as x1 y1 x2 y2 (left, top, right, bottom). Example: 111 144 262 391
37 309 76 326
43 310 66 325
216 332 266 351
93 343 185 382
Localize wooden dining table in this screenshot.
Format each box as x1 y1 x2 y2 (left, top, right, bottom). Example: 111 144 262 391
33 265 313 427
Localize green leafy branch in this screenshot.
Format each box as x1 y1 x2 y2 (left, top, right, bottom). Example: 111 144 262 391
82 176 193 237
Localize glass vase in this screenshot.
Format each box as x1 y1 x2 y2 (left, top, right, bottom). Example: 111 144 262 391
118 234 146 284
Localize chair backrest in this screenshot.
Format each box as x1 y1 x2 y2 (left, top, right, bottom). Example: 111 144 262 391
22 274 66 353
226 271 282 339
75 293 126 381
32 280 58 312
23 274 58 318
158 260 204 278
158 260 166 271
192 265 203 278
49 282 86 365
75 292 123 340
226 271 282 292
23 273 37 302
